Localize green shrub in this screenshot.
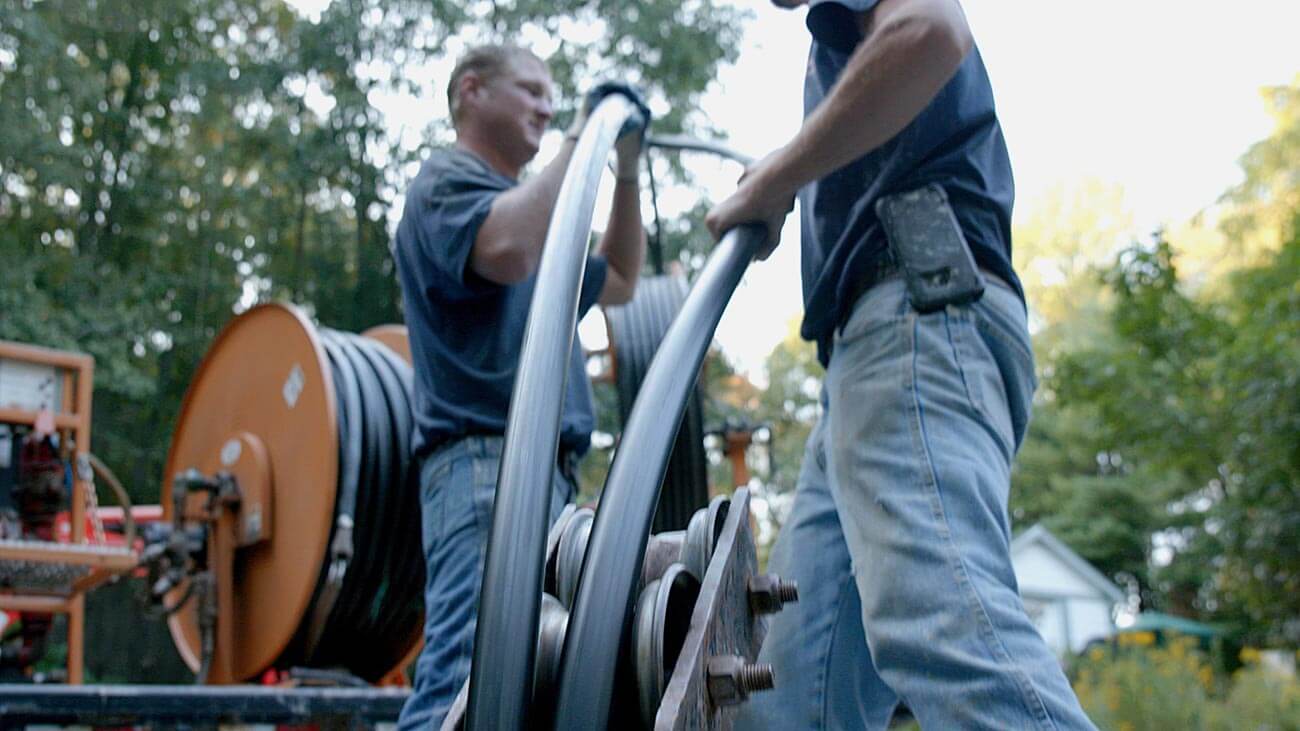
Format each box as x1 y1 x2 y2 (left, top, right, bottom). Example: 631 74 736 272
1072 633 1300 730
1205 664 1300 731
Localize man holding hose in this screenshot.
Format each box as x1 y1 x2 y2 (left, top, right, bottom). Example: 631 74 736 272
707 2 1096 728
392 43 648 728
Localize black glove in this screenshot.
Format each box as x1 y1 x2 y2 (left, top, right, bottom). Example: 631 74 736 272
583 81 652 141
567 80 652 141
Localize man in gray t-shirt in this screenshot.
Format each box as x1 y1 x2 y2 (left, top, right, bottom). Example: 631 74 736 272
392 44 648 729
710 2 1096 728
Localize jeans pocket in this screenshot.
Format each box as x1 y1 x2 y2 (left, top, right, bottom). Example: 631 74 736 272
470 456 500 533
840 281 910 342
971 299 1037 451
420 457 458 562
947 310 1016 459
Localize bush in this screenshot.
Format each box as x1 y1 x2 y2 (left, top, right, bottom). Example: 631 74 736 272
1072 633 1300 730
1206 664 1300 731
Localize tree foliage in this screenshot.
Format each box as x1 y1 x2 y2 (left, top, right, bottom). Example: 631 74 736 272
1027 225 1300 644
755 318 821 495
1010 80 1300 645
1220 77 1300 266
0 0 745 506
1060 231 1294 637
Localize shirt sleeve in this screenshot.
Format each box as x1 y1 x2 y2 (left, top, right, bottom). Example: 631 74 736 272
405 154 511 298
807 0 879 53
577 254 609 316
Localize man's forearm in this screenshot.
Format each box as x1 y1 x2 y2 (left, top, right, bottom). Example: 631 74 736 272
595 178 646 305
753 0 973 199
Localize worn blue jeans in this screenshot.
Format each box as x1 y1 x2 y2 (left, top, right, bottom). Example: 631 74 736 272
396 435 575 730
736 278 1097 730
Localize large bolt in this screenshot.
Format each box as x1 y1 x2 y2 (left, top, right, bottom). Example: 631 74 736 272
748 573 799 615
706 654 775 707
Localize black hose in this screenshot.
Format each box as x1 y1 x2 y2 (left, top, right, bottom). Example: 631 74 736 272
552 224 766 730
607 276 708 532
467 93 640 731
287 329 423 682
646 153 665 275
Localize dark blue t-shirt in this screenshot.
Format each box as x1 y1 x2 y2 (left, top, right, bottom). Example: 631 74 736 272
393 147 608 460
800 0 1021 366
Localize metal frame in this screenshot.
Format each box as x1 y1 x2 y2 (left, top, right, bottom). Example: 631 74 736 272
0 339 120 685
0 684 409 725
655 488 762 729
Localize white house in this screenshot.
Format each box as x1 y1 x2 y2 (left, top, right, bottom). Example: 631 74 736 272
1010 524 1124 656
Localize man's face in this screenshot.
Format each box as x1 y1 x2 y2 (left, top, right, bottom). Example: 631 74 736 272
470 55 554 166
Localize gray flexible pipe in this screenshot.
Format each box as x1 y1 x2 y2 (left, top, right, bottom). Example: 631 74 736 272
553 223 767 729
466 93 643 731
647 133 754 166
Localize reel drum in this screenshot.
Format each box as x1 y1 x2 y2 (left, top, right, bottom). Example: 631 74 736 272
161 304 421 682
604 275 710 533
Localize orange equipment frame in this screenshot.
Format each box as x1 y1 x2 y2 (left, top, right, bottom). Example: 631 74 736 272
0 340 137 683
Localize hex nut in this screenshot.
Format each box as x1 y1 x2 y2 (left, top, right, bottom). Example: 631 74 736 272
748 573 799 615
706 654 775 707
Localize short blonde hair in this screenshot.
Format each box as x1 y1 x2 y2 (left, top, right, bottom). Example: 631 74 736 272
447 44 543 126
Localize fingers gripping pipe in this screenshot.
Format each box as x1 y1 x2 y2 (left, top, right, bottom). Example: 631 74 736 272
466 94 643 731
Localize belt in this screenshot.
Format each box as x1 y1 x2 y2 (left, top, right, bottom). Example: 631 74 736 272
840 254 1014 331
427 431 581 482
839 252 903 329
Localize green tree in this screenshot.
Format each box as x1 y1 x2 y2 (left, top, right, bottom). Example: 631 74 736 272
755 318 821 495
1220 76 1300 268
1011 403 1163 599
1 0 747 505
1051 231 1299 643
1012 179 1135 332
0 0 304 498
1009 80 1300 642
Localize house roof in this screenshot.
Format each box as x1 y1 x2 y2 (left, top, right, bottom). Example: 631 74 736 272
1127 611 1223 638
1011 524 1125 604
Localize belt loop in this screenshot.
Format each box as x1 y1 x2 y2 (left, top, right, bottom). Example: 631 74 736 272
837 251 902 337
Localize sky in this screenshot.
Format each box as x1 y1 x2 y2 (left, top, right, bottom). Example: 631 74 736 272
290 0 1300 379
699 0 1300 379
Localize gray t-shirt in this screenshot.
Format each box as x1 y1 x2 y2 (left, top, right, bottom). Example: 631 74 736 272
393 147 608 459
800 0 1021 365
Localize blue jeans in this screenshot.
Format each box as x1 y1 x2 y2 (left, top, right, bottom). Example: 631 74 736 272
397 436 575 730
736 278 1097 730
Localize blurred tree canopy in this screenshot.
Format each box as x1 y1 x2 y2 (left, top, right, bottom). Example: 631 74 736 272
0 0 745 501
1007 78 1300 645
1043 231 1299 645
1 0 1295 656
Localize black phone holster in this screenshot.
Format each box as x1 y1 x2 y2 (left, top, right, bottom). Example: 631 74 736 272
874 183 985 313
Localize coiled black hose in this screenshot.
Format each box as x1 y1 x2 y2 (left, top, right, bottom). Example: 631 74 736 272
287 329 424 682
605 276 709 532
553 224 766 729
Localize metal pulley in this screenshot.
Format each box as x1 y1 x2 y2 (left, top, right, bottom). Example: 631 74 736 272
682 494 729 581
446 489 792 730
552 507 595 609
632 562 700 728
